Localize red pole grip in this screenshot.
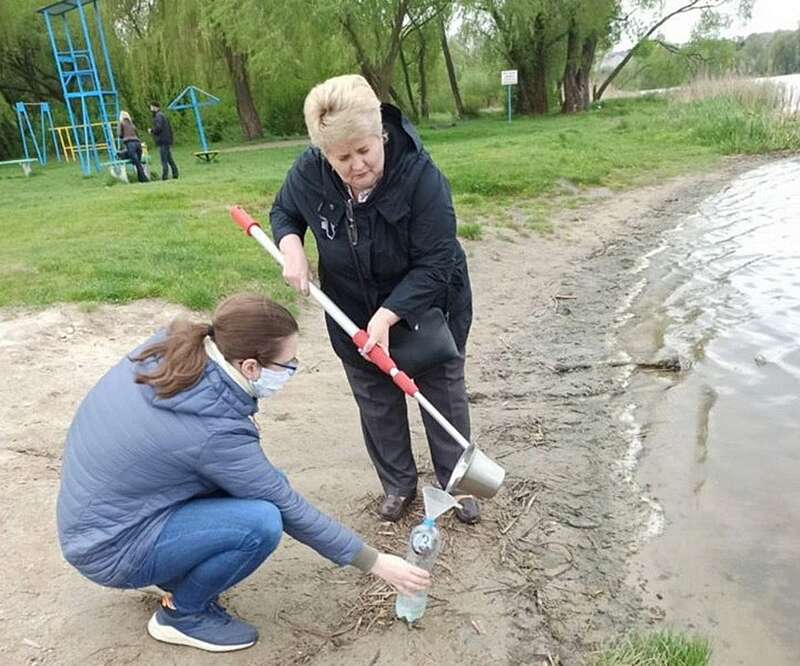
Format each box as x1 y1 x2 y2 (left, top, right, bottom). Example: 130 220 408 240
352 330 418 396
229 205 261 236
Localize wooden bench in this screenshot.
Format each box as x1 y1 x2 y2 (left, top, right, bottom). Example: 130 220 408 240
0 158 37 177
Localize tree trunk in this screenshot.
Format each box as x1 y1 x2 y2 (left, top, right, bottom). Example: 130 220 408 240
577 35 597 111
439 16 465 118
223 45 263 141
516 15 549 115
562 20 581 113
418 34 429 119
398 43 418 118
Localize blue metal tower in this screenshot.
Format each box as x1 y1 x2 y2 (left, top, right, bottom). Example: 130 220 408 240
38 0 119 175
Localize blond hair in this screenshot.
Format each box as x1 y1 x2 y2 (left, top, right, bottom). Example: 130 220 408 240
119 110 132 124
303 74 382 150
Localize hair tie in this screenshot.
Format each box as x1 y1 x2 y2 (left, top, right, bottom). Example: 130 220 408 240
207 324 214 338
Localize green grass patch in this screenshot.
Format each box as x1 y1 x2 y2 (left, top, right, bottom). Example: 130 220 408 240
1 93 797 309
592 630 711 666
457 222 483 240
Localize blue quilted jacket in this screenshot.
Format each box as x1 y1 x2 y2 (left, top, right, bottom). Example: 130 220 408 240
57 335 363 586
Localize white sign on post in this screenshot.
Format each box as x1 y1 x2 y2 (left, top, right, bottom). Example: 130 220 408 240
501 69 518 86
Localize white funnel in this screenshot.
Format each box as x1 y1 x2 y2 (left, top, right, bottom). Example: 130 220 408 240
422 486 462 521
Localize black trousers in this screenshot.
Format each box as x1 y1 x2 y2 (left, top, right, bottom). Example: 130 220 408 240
342 354 470 496
158 144 179 180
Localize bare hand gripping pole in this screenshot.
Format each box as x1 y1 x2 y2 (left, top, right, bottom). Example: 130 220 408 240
228 206 505 498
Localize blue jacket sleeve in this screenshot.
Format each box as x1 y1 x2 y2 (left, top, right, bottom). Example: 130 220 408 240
197 427 363 566
270 157 310 246
381 160 458 323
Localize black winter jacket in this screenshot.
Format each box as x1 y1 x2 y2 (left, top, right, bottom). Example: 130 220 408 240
270 104 472 369
151 110 173 146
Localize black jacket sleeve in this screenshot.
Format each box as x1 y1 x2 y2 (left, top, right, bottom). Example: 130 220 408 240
381 161 458 322
269 157 310 245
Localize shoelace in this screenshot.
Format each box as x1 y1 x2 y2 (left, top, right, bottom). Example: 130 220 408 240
207 600 233 624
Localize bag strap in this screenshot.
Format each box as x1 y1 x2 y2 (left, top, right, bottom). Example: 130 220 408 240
344 198 379 318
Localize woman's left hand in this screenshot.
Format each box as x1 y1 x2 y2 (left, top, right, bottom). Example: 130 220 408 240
363 307 400 355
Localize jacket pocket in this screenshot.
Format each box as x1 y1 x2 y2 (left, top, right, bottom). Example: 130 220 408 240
371 199 411 282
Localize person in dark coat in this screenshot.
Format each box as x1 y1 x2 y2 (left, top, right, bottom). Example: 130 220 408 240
270 74 479 524
57 293 429 653
117 110 149 183
149 101 179 180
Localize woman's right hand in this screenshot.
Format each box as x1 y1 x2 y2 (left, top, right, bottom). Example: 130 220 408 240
370 553 431 596
278 235 311 295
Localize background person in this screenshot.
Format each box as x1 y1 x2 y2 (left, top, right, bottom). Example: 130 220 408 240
57 292 429 653
117 110 149 183
269 75 478 524
149 101 179 180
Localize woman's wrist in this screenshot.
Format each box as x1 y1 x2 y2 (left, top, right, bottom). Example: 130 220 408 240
351 544 379 573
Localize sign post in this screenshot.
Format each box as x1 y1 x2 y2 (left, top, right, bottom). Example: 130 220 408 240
501 69 518 123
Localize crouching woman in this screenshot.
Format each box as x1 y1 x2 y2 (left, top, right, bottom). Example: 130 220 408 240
57 292 428 653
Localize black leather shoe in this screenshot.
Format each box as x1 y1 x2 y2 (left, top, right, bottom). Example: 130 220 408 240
379 492 416 522
454 496 481 524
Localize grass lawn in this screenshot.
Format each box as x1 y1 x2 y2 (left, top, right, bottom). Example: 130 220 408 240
1 94 797 310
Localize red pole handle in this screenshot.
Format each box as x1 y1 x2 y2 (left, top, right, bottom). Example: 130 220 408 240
352 330 418 397
229 205 261 236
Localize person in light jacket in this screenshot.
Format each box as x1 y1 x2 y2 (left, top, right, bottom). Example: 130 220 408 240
270 74 478 524
57 292 428 653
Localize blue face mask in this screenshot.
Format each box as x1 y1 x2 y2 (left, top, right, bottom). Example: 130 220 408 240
251 366 295 399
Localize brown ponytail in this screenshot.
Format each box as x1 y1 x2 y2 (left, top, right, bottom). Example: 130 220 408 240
132 292 298 398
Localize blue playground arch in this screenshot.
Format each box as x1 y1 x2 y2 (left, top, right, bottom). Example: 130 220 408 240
168 85 220 162
15 102 61 166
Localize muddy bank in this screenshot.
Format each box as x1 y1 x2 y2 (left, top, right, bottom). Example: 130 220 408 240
0 158 763 665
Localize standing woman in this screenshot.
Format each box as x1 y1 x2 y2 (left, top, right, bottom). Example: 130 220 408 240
117 110 149 183
57 293 429 653
270 75 478 524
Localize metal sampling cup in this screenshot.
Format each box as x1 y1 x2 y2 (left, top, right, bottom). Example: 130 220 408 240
446 445 506 498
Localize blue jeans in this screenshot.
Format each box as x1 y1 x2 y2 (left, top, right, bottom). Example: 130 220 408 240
125 497 282 614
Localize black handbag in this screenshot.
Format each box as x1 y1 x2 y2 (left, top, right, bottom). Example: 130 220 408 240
388 306 460 376
344 202 459 376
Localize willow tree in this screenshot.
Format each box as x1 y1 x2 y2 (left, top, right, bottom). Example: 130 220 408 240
476 0 567 115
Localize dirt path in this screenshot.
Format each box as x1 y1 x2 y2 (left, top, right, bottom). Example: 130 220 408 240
0 158 761 665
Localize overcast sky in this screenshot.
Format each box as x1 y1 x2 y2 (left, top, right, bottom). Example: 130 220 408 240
616 0 800 49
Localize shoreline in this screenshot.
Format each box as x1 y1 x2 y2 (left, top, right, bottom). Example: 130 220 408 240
0 155 774 665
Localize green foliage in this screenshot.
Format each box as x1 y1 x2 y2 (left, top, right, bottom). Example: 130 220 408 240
2 93 798 309
592 630 711 666
614 29 800 92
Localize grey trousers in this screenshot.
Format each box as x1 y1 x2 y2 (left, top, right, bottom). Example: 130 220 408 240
342 355 470 496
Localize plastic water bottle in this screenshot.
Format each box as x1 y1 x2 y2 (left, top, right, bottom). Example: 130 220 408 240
395 517 441 622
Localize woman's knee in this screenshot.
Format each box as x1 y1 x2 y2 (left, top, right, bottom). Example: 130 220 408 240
246 501 283 552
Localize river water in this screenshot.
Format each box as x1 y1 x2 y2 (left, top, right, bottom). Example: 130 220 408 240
618 157 800 665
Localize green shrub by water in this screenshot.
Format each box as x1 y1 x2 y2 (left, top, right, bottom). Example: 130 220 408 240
593 630 711 666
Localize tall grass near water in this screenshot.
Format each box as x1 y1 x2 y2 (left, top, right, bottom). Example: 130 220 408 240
669 76 800 153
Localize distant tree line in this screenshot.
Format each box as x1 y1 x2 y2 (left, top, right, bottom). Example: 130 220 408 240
608 28 800 91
